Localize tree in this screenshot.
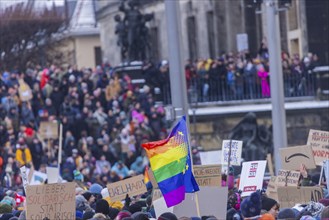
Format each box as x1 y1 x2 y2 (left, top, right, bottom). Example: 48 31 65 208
0 3 66 71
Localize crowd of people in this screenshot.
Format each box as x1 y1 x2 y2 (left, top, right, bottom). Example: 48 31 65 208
179 49 321 102
0 46 326 220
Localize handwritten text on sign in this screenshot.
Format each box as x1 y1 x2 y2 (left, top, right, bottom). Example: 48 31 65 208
26 182 75 220
307 129 329 166
277 170 300 186
193 165 222 187
107 175 147 202
221 140 242 166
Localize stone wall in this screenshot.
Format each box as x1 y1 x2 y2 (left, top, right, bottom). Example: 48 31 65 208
190 108 329 151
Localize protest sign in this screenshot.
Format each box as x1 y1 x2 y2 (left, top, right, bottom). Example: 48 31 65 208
221 140 242 166
277 186 323 208
200 150 221 165
47 167 59 184
239 160 267 197
39 121 58 139
280 145 316 170
277 170 300 187
148 168 158 189
153 197 174 217
307 129 329 166
18 79 33 101
325 160 329 190
237 33 249 52
20 166 29 192
107 175 147 201
193 165 222 187
26 182 75 220
266 176 278 201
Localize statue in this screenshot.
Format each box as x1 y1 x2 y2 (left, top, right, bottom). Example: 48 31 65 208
228 112 273 161
115 0 154 62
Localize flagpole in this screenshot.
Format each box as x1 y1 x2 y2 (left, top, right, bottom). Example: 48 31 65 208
165 0 200 216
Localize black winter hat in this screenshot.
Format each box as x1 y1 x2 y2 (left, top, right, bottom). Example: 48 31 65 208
261 196 277 211
95 199 110 216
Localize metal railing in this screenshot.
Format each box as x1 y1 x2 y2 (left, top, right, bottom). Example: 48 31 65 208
159 71 321 105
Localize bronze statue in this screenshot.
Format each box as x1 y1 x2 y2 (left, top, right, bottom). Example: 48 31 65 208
115 0 154 62
229 112 273 161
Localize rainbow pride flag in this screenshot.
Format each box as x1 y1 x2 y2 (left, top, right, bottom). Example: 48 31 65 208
142 116 199 207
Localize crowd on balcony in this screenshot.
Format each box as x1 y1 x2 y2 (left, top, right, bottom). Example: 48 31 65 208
181 48 321 102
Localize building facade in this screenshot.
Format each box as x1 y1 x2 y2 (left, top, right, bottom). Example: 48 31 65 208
96 0 328 65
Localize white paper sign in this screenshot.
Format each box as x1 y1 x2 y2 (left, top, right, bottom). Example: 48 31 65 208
20 166 29 192
200 150 221 165
26 169 47 185
221 140 243 166
46 167 59 184
237 33 249 52
239 160 267 197
153 197 174 217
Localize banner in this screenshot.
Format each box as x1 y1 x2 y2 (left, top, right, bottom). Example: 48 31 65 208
47 167 60 184
193 165 222 187
277 186 323 208
26 182 76 220
221 140 242 166
39 122 58 140
107 175 147 201
239 160 267 197
266 176 278 201
307 129 329 166
277 170 300 186
279 145 316 170
200 150 221 165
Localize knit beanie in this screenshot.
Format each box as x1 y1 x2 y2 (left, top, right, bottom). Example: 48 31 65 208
95 199 110 216
82 192 92 201
0 203 12 214
116 211 132 220
1 196 16 207
277 208 296 220
158 212 178 220
131 212 149 220
82 210 95 220
304 201 324 217
319 199 329 207
76 195 88 211
108 207 120 220
89 183 103 195
240 191 262 218
128 204 142 214
0 213 13 220
261 196 277 211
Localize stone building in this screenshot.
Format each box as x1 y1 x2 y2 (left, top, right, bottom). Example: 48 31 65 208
96 0 328 65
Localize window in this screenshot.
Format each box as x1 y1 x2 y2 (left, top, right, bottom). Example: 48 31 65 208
94 47 102 66
206 11 215 59
149 27 160 62
187 16 198 60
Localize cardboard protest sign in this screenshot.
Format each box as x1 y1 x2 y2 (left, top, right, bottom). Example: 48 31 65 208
221 140 242 166
277 186 323 208
277 170 300 187
200 150 221 165
18 79 33 101
266 176 278 201
107 175 147 201
279 145 316 170
39 121 58 139
307 129 329 166
239 160 267 197
26 182 76 220
193 165 222 187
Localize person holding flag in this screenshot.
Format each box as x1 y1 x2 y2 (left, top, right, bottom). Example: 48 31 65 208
142 116 199 208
